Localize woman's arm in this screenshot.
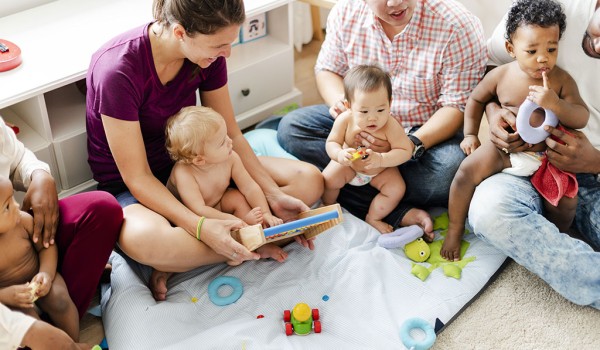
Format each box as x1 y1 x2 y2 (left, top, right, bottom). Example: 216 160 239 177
101 115 199 235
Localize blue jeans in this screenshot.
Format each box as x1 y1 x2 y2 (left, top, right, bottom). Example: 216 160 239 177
469 172 600 309
277 104 465 227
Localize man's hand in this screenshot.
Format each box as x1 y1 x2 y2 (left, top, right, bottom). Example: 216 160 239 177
22 170 58 248
354 131 391 153
487 103 530 153
545 126 600 174
329 99 348 119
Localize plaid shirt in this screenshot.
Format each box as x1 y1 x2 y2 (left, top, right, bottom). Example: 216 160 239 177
316 0 487 127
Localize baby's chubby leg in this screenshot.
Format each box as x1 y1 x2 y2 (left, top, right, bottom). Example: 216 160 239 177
443 142 509 261
321 161 357 205
367 168 405 234
544 196 577 233
36 273 79 341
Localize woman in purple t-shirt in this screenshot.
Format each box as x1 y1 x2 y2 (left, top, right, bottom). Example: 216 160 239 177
85 0 323 300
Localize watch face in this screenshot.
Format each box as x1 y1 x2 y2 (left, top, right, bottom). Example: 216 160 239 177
413 145 425 158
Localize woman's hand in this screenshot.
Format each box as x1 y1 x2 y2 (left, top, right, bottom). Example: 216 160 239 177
267 192 314 250
545 126 600 174
486 103 530 153
201 218 260 263
22 170 58 248
354 131 390 153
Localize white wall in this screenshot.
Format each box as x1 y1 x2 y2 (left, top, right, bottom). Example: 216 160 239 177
455 0 514 39
0 0 56 18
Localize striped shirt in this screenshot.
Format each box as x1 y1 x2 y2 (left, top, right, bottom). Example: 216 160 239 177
316 0 487 127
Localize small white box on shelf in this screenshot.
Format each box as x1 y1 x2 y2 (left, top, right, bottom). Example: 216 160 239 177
240 13 267 43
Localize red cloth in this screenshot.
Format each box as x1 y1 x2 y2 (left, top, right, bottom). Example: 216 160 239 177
531 157 578 206
530 125 578 206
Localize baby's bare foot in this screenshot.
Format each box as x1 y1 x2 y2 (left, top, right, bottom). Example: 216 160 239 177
256 243 288 262
243 207 263 225
401 208 434 241
149 270 172 301
366 217 393 233
441 233 462 261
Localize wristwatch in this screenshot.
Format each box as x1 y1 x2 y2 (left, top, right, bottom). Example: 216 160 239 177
407 134 425 160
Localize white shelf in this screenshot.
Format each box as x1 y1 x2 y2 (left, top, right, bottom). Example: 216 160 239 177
45 82 86 141
0 108 48 152
0 0 153 109
0 0 300 194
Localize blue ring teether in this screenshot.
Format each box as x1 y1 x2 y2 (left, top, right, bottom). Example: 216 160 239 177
400 317 436 350
208 276 243 306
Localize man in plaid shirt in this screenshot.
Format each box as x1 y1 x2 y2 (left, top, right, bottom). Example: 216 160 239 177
278 0 487 235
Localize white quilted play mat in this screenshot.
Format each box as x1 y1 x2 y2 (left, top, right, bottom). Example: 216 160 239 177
101 208 506 350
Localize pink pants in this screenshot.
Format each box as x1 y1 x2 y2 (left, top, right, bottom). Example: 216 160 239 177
54 191 123 319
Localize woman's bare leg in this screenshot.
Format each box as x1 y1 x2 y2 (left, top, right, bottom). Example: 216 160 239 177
259 157 324 206
118 204 231 300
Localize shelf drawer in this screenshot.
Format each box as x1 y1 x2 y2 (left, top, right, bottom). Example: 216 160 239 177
53 131 93 190
228 48 294 118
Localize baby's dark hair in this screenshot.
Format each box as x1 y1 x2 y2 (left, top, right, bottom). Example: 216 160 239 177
343 65 392 105
505 0 566 42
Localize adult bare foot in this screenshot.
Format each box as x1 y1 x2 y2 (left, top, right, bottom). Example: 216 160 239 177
149 270 171 301
400 208 434 241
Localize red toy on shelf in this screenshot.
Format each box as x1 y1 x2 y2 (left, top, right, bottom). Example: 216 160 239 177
0 39 22 72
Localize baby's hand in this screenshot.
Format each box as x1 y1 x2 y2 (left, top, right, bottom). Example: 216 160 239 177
263 213 284 228
363 150 383 169
31 272 52 298
0 284 36 308
460 135 480 155
337 148 354 166
528 71 559 111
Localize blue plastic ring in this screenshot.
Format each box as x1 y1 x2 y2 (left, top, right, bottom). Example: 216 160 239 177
208 276 243 306
400 317 436 350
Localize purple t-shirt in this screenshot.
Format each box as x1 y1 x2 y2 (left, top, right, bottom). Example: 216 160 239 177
86 23 227 192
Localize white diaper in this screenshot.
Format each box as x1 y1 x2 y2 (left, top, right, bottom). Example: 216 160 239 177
502 152 544 177
349 172 376 186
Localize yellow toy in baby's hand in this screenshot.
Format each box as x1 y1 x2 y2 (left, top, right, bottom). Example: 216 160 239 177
350 146 368 161
29 281 41 302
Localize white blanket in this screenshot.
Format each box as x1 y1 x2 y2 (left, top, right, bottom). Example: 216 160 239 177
101 209 506 350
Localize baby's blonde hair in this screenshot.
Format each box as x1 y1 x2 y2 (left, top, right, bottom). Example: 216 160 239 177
165 106 224 163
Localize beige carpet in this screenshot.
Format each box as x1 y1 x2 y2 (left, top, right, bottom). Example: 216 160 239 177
433 260 600 350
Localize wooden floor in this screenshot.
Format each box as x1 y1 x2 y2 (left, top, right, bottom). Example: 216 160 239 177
78 36 325 346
